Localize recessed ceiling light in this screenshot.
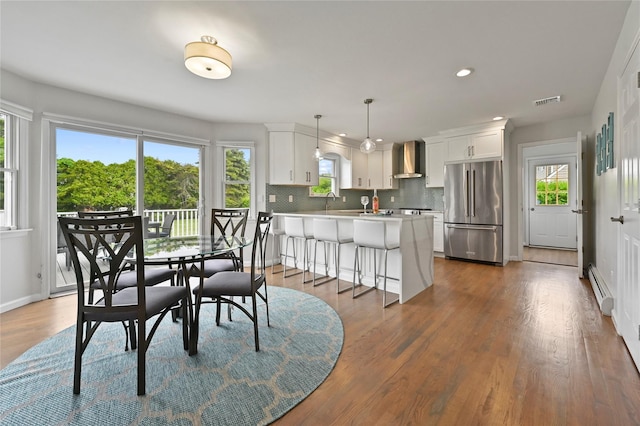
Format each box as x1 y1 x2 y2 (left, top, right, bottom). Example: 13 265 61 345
456 68 474 77
493 116 504 121
338 133 347 137
375 138 383 142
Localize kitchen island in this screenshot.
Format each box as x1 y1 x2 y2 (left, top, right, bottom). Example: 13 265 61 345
273 211 434 304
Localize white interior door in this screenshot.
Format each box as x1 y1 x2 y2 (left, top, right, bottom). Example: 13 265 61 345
528 156 577 249
615 40 640 371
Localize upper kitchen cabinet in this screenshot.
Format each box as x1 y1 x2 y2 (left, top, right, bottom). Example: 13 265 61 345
382 145 398 189
421 137 445 188
341 144 397 190
438 119 513 164
267 125 319 186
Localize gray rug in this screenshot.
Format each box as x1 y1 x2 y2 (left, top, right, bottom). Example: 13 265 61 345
0 287 343 425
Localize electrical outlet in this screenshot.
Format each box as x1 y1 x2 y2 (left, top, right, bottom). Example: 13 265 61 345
342 196 346 202
390 196 395 202
269 194 276 203
288 195 293 202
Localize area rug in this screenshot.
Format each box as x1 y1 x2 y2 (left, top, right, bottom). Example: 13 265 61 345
0 287 343 426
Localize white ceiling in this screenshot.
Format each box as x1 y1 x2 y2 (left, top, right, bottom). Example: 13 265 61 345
0 1 630 143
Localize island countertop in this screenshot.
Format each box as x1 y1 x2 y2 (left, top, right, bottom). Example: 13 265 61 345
272 211 434 304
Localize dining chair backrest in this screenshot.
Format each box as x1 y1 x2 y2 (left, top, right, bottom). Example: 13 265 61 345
211 208 249 265
59 215 145 310
160 214 176 235
211 208 249 238
250 211 273 284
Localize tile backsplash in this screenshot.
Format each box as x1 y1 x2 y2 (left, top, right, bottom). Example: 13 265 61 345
266 177 444 213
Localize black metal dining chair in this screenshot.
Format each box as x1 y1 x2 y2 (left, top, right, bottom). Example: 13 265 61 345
190 211 273 353
77 210 178 305
59 215 190 395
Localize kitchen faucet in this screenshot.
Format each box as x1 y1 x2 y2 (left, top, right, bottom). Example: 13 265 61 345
325 191 336 213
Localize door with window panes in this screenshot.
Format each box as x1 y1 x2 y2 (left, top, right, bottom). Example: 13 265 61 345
528 156 577 248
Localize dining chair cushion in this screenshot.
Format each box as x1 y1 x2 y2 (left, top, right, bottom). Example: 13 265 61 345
202 258 237 277
89 268 177 291
194 271 259 297
89 286 187 322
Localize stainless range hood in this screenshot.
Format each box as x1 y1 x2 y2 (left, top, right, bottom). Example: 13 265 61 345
393 140 423 178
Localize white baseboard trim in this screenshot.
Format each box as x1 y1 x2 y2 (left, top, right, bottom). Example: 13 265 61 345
0 293 43 314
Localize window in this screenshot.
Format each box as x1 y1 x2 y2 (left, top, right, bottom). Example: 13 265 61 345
0 103 32 231
221 145 253 210
310 155 338 196
535 164 569 206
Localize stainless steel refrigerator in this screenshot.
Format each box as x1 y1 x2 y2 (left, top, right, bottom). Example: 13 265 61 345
444 160 503 264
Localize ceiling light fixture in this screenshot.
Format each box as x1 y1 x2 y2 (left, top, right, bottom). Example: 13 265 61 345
493 116 504 121
313 114 323 161
184 35 232 79
360 98 376 154
456 67 474 77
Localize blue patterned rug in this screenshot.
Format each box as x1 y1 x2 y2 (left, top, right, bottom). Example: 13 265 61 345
0 287 343 425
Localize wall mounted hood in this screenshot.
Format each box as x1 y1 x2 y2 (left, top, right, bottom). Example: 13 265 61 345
393 140 424 178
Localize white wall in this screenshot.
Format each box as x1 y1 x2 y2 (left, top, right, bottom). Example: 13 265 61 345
590 1 639 300
0 70 268 312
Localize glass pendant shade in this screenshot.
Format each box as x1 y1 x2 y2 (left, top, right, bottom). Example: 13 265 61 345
313 114 323 161
184 36 232 79
360 137 376 154
360 98 376 154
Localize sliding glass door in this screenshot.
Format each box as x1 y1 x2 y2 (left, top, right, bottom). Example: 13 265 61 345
53 126 201 294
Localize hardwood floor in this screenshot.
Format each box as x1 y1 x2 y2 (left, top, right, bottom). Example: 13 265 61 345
523 246 578 267
2 258 639 424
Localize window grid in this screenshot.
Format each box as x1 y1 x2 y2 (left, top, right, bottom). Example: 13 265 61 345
223 147 251 209
535 164 569 206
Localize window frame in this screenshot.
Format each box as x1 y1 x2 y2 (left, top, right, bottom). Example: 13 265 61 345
0 101 32 231
217 141 255 217
309 154 339 197
534 163 569 206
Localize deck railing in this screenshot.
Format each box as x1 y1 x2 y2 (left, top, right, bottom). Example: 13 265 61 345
57 208 199 237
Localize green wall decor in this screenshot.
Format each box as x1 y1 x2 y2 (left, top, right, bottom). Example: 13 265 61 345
596 112 614 175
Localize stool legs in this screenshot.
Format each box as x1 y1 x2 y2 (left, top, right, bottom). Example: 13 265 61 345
282 235 297 278
352 245 376 299
352 246 399 307
283 236 312 283
270 232 283 274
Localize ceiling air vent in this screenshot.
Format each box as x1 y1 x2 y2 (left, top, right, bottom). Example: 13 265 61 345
534 95 561 107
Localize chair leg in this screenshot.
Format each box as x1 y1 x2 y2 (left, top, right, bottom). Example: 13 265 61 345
336 242 349 294
383 249 400 308
73 319 84 394
190 295 202 355
252 293 259 352
352 246 376 299
137 315 145 396
263 285 270 327
181 298 189 351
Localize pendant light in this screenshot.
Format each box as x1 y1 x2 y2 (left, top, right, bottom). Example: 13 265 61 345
313 114 323 161
360 98 376 154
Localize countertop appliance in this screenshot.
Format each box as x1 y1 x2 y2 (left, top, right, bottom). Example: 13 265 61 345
444 160 503 264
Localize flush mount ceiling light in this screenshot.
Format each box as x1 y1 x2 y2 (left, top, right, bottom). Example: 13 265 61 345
456 67 474 77
184 35 232 79
360 98 376 154
313 114 323 161
493 116 504 121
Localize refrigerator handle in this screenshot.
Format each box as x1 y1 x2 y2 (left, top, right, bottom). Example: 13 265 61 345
464 169 469 217
471 169 476 217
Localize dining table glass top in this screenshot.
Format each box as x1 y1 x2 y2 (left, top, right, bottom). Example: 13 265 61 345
140 235 251 263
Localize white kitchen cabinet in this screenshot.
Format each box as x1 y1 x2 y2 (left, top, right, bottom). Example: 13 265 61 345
349 148 368 188
425 141 445 187
426 212 444 252
446 130 502 162
269 131 318 185
382 147 398 189
367 151 384 189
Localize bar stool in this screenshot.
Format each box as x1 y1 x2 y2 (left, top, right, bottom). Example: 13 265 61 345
352 219 400 308
269 226 285 274
312 218 353 292
282 216 314 283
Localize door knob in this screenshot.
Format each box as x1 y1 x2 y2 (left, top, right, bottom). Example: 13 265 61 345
530 207 535 211
610 216 624 224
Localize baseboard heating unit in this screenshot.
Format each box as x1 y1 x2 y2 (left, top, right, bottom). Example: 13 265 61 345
588 263 613 316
